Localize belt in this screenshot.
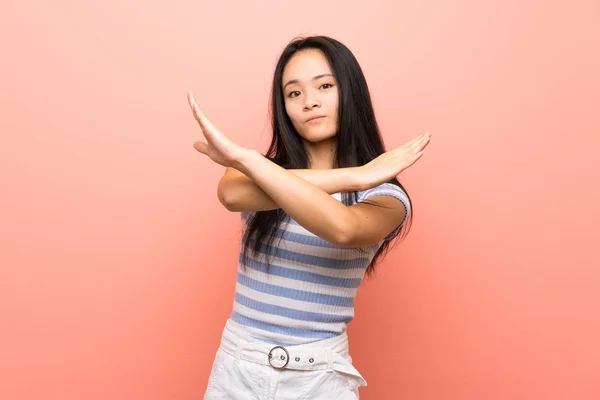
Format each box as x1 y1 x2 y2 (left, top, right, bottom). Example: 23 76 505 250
217 320 367 386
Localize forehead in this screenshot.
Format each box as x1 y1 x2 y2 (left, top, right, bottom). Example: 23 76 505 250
282 49 333 83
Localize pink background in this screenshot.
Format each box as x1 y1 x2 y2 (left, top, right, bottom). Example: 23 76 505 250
1 1 599 399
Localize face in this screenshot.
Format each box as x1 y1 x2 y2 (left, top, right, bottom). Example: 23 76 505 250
281 49 339 144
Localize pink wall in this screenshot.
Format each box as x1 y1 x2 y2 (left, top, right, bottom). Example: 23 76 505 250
1 1 599 399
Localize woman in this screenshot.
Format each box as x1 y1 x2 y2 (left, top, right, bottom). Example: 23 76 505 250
189 35 430 399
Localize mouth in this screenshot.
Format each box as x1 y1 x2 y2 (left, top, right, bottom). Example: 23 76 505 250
306 116 326 123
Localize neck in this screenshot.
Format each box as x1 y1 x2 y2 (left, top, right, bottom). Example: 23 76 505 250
303 137 337 169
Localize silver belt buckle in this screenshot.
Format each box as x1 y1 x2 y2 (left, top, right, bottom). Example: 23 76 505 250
268 345 290 369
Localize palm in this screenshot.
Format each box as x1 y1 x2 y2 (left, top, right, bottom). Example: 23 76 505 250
187 91 245 168
194 141 231 166
361 132 430 187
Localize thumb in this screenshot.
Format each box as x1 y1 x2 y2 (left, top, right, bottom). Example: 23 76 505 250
193 141 209 155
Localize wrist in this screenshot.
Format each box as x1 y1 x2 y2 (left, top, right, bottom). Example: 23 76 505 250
231 148 260 175
349 167 367 191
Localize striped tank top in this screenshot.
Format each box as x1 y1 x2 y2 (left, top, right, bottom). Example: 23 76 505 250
228 183 410 346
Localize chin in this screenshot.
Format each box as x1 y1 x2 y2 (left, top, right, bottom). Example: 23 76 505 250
299 130 337 143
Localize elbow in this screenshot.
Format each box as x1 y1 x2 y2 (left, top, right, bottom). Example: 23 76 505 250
217 183 239 212
330 223 356 248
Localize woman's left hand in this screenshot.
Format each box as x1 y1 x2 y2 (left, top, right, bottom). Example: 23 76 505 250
187 91 248 168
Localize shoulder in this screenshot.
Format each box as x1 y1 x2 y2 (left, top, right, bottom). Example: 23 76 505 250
342 182 411 244
356 183 410 212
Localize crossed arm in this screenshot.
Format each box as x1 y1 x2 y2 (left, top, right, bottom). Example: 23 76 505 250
218 153 408 248
187 91 429 248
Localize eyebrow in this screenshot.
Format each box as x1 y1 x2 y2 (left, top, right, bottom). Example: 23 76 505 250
283 73 335 90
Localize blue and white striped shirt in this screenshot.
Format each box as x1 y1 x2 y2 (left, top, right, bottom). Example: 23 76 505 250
228 183 410 346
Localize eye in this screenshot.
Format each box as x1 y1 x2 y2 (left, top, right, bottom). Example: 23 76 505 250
288 90 301 98
320 83 333 89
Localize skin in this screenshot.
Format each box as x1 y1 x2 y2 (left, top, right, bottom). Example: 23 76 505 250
282 49 339 169
187 50 431 247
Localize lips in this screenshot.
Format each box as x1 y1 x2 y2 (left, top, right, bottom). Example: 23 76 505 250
306 115 325 122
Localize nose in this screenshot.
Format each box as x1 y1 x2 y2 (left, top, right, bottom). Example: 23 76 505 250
303 90 321 110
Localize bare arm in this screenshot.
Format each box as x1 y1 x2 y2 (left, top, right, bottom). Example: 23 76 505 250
233 150 367 245
217 166 364 212
186 91 429 247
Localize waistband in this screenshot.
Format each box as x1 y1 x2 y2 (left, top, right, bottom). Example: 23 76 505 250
217 318 367 386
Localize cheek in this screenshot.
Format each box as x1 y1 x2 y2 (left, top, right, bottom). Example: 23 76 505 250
284 102 302 126
328 92 339 115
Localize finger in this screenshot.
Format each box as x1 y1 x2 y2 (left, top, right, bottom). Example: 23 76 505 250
188 91 222 139
188 91 215 135
188 91 207 127
407 132 431 153
419 137 431 152
193 141 209 155
415 133 431 151
402 151 424 171
400 133 425 150
396 132 429 154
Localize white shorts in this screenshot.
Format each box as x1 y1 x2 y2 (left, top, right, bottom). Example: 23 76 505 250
203 318 367 399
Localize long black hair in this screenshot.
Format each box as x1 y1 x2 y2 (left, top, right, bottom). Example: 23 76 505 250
240 35 413 278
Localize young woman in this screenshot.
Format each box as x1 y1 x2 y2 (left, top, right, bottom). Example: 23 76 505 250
189 35 430 399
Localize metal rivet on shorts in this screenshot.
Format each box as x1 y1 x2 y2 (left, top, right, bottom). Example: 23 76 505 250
295 357 300 362
309 358 314 363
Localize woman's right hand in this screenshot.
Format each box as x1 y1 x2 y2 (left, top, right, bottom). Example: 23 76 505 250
187 91 251 169
358 132 431 190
